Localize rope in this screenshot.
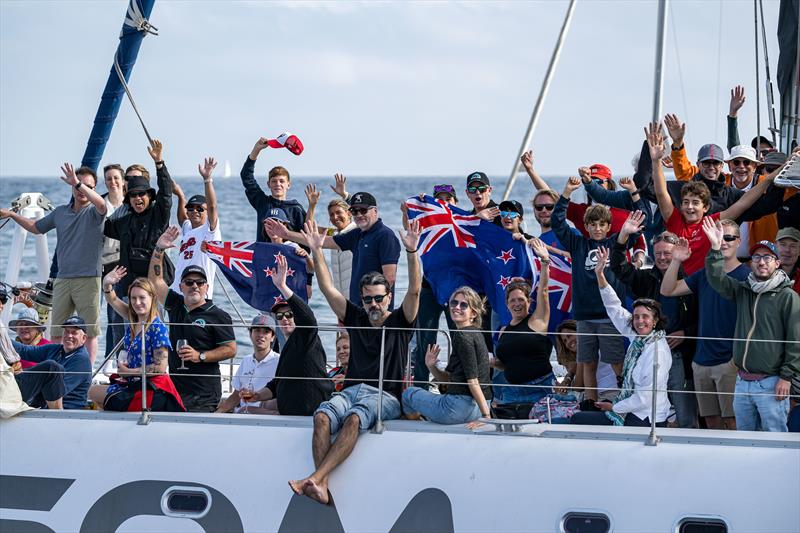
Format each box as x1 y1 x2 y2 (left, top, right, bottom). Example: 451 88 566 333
754 0 761 144
113 53 154 147
713 0 723 142
669 2 692 150
215 271 247 326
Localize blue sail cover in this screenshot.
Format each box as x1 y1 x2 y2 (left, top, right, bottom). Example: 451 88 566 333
81 0 156 171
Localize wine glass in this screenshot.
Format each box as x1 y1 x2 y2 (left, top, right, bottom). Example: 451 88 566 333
176 339 188 370
240 382 254 414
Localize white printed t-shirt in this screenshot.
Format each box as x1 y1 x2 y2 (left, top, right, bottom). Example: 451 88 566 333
170 220 222 298
232 350 280 411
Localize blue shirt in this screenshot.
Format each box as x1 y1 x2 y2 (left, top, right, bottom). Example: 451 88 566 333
123 317 171 368
333 218 401 306
11 341 91 409
685 264 750 366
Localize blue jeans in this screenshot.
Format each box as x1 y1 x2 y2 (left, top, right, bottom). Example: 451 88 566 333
314 383 401 433
668 350 698 428
402 386 482 424
104 284 126 357
492 371 553 405
733 375 789 432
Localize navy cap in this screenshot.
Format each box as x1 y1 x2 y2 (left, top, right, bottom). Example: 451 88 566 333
348 192 377 208
749 240 779 258
186 194 207 206
181 265 208 281
62 315 87 332
266 208 290 224
466 172 490 187
499 200 524 217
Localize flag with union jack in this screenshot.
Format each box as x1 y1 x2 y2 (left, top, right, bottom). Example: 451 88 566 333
206 241 308 312
526 245 573 333
405 195 531 326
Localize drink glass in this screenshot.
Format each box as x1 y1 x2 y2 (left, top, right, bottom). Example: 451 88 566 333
240 384 254 414
176 339 189 370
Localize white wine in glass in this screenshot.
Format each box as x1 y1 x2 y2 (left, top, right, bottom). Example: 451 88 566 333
176 339 189 370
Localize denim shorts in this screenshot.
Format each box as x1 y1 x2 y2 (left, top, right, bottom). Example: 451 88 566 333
492 371 554 405
402 387 483 425
314 383 401 433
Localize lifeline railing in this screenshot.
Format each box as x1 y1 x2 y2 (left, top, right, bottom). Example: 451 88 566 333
6 320 799 444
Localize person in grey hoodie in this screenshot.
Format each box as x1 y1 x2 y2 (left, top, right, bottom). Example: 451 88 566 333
703 218 800 432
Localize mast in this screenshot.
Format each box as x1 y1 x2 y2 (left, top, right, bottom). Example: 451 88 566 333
651 0 669 122
501 0 577 202
81 0 157 171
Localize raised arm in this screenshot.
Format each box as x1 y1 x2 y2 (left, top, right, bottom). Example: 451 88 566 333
646 122 675 221
302 220 348 320
660 238 693 297
702 218 739 300
102 266 131 319
304 183 320 224
60 163 107 215
611 210 646 284
399 219 422 324
199 157 219 231
664 114 697 182
520 150 552 191
240 138 269 209
264 218 338 250
148 140 173 209
594 246 635 338
718 172 773 221
528 238 550 332
727 85 745 151
0 209 41 234
173 181 188 226
425 344 450 384
149 226 180 304
330 173 350 201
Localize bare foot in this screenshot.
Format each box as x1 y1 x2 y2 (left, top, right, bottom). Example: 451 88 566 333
303 478 330 505
288 478 307 496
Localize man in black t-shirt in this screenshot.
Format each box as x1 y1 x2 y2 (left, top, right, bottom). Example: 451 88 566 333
149 227 237 412
288 219 422 505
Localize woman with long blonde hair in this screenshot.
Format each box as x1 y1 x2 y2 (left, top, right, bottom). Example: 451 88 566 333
89 267 184 411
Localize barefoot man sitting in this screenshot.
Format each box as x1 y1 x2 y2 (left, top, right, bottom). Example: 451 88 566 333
289 219 422 504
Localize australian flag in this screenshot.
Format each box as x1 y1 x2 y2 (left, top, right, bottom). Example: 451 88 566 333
405 195 531 325
206 241 308 312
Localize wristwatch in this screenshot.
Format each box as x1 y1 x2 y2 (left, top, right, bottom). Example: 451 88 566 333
199 352 207 362
74 182 83 190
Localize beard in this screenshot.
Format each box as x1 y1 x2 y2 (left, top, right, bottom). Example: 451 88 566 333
368 308 384 322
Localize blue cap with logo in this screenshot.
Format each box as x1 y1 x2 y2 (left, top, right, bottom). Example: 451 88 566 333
62 315 87 332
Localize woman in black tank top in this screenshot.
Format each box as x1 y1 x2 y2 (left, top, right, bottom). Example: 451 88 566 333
492 238 554 405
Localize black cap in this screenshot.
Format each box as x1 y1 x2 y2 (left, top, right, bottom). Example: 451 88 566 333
751 135 774 149
266 207 290 223
348 192 377 208
186 194 207 206
181 265 208 281
499 200 524 217
62 315 87 332
124 176 156 204
466 172 490 187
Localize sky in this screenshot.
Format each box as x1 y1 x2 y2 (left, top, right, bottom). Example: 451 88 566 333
0 0 783 183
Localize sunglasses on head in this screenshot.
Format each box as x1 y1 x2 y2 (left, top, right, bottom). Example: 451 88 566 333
534 203 555 212
274 311 294 320
448 299 470 310
349 207 371 216
128 191 148 198
467 185 488 193
433 184 455 195
362 294 388 305
182 278 207 287
500 211 520 219
186 205 205 213
653 233 678 245
722 234 739 242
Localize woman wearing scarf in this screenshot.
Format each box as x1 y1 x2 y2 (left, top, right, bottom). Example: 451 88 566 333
572 247 672 427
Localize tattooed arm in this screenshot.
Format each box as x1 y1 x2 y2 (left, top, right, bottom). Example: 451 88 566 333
145 347 169 375
149 226 180 304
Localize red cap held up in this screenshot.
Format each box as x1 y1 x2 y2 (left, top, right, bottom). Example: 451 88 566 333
267 132 304 156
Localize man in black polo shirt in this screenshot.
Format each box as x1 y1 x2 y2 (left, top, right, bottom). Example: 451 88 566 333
288 218 422 505
263 191 401 307
148 227 237 412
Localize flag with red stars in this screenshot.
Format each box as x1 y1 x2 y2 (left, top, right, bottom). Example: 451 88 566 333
405 195 531 326
206 241 308 312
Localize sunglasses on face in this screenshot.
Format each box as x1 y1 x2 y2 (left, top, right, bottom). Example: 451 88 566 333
730 159 753 167
182 279 207 287
467 185 488 193
186 205 205 213
349 207 371 216
274 311 294 320
751 254 776 263
362 294 388 305
534 204 555 212
449 300 470 310
722 234 739 242
433 184 456 195
128 191 148 198
701 160 723 167
500 211 520 219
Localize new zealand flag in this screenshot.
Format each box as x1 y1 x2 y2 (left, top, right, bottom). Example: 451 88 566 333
405 195 531 326
206 241 308 312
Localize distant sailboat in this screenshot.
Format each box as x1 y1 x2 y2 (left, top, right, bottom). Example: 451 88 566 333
223 159 232 178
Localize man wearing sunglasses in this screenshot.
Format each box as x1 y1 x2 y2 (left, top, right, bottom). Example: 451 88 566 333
149 229 237 412
703 224 800 432
1 163 107 364
464 172 501 225
263 191 401 309
169 157 222 299
288 219 421 505
104 139 175 303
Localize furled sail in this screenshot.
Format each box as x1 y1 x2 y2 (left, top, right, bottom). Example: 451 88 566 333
776 0 799 153
81 0 157 171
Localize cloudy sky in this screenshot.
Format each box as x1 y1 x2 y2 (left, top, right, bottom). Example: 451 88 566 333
0 0 782 180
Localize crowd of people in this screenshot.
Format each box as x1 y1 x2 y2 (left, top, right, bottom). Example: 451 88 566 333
1 88 799 504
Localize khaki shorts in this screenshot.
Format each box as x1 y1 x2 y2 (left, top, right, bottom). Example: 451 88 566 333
51 277 101 337
692 359 737 418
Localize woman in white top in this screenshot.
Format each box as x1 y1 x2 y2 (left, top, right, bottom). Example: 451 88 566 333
571 246 672 427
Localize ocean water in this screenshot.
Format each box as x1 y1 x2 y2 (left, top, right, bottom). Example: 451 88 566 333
0 173 570 363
